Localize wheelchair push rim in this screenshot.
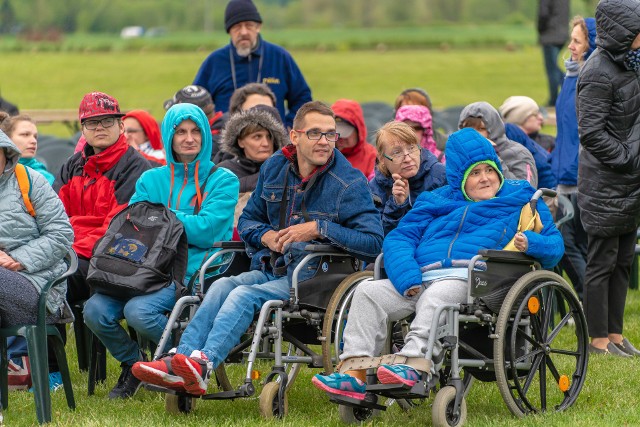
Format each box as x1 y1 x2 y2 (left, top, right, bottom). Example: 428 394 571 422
493 270 588 417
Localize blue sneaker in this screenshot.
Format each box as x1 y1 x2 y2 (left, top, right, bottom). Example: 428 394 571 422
29 371 63 393
376 364 421 386
312 372 366 400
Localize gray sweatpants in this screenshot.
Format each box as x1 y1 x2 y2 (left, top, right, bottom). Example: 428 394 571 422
340 278 468 361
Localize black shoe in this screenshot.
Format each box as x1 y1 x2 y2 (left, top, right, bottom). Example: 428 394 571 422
613 338 640 357
588 342 631 358
108 352 147 399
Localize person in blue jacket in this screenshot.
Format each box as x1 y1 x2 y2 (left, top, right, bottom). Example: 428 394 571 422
83 103 239 399
504 123 556 190
549 17 596 301
312 127 563 399
369 121 446 235
193 0 312 129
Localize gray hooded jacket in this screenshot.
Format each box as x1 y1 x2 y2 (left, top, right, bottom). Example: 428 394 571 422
576 0 640 237
458 102 538 188
0 130 74 315
218 107 289 193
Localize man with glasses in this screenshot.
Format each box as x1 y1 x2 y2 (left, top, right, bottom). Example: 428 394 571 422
331 99 377 180
54 92 151 356
193 0 311 128
132 101 383 396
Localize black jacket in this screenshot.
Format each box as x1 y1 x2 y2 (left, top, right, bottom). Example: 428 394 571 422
537 0 569 46
576 0 640 237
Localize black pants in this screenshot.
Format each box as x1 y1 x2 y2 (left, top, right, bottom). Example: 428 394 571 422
66 256 91 305
584 229 637 338
559 193 588 300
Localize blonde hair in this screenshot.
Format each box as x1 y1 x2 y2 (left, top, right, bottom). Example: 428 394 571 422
374 121 419 176
570 15 589 62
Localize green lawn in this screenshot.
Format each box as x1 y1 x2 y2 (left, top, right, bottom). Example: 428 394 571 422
4 288 640 426
1 46 550 137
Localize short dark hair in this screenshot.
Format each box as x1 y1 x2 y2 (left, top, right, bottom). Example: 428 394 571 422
229 83 277 115
292 101 335 131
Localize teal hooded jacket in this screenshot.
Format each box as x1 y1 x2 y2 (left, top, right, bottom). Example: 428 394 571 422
130 104 239 283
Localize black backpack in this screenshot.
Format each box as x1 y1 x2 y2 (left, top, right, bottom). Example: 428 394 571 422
87 201 189 300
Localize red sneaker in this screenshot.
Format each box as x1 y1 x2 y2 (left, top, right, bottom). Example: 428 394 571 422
131 355 185 391
170 351 212 396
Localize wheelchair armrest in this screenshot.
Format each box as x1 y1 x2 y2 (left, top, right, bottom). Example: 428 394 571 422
478 249 536 264
303 244 345 254
212 241 246 250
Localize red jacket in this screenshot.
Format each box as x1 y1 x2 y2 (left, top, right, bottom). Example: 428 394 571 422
331 99 377 179
54 135 151 258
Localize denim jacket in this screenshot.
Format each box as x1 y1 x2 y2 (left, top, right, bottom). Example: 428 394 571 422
238 147 383 282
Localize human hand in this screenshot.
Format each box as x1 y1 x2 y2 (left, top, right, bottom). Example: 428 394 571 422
276 221 320 253
0 252 23 271
261 230 280 252
514 232 528 252
391 173 409 205
406 287 421 297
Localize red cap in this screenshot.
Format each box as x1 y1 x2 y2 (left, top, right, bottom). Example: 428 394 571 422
78 92 125 122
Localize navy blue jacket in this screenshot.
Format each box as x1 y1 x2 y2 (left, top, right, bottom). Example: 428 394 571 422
384 128 563 295
505 123 557 189
238 146 383 281
193 36 312 128
369 148 446 235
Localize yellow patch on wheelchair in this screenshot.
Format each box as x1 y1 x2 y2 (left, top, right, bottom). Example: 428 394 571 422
527 296 540 314
558 375 570 392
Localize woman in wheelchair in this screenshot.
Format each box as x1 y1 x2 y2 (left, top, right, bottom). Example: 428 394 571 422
313 127 564 399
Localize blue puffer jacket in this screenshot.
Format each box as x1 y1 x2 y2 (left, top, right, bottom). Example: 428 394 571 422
369 148 446 235
239 146 383 279
384 128 564 295
504 123 557 189
551 18 597 186
130 104 239 283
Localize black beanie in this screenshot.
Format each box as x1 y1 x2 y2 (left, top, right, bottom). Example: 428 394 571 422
224 0 262 33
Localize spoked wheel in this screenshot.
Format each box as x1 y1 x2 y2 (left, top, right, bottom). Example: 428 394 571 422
259 381 288 419
494 270 588 417
165 394 197 414
321 271 373 373
432 386 467 427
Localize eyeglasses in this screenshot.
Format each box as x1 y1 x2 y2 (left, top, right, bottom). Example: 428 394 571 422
124 128 143 135
83 117 117 130
383 145 420 164
294 129 340 142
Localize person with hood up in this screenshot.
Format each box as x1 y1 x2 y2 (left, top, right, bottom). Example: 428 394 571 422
312 128 563 399
122 110 166 166
504 123 556 190
83 103 239 399
0 129 74 391
576 0 640 357
369 121 446 235
0 113 55 185
331 99 377 180
395 104 444 162
458 101 538 188
549 16 596 301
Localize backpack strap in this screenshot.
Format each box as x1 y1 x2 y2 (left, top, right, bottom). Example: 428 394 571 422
172 230 190 299
15 164 35 217
194 165 219 214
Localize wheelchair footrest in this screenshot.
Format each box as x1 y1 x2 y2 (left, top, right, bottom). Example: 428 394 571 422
366 381 431 400
143 383 254 400
328 393 387 411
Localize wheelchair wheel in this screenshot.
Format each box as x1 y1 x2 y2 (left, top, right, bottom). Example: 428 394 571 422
494 270 588 417
432 386 467 427
165 394 197 414
321 271 373 373
259 381 288 419
338 403 378 424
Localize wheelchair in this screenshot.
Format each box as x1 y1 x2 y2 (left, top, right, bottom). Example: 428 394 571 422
142 240 370 418
323 248 589 426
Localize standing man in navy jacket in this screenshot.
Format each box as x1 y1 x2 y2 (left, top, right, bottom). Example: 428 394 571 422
193 0 312 128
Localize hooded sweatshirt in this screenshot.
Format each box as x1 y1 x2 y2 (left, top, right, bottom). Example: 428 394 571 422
395 105 444 162
383 128 563 295
576 0 640 237
458 102 538 188
19 157 54 185
331 99 377 179
123 110 166 166
130 103 239 282
218 106 289 193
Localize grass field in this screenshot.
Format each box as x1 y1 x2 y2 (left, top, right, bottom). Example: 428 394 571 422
1 46 551 138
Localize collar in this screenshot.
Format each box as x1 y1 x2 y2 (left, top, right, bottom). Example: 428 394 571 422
281 144 334 184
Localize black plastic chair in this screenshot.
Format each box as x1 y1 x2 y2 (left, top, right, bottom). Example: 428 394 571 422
0 250 78 424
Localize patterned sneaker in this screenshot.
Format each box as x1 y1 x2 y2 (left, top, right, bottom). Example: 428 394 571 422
132 354 185 391
312 372 366 400
170 350 212 396
376 364 421 386
28 371 63 393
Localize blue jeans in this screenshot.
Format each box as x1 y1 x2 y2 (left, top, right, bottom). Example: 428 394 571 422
542 44 565 106
84 284 176 365
177 270 289 367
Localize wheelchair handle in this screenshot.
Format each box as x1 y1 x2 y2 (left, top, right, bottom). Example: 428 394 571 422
532 188 556 200
212 241 246 249
303 244 345 254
